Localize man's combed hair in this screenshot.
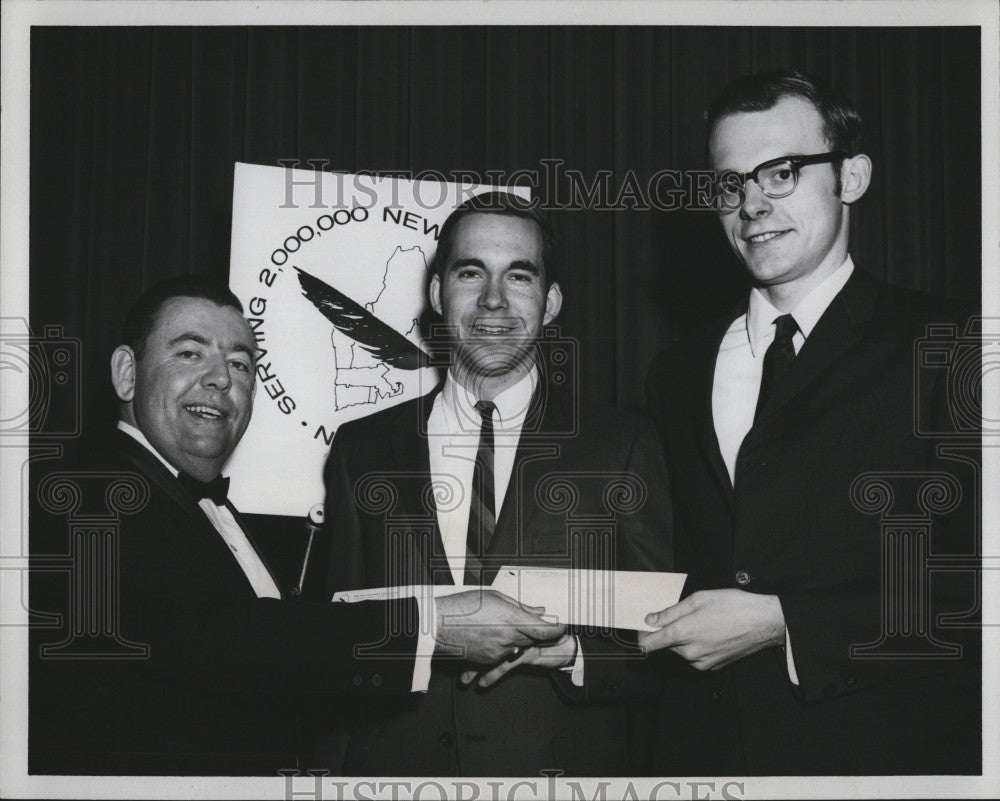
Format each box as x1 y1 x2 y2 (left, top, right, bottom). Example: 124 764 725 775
705 69 863 157
431 191 560 287
122 275 245 359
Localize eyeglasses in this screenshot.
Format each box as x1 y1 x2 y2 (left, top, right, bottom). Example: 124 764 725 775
712 151 846 211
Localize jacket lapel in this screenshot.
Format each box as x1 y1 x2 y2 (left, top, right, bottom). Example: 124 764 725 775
385 388 453 585
113 429 206 522
694 329 736 505
113 429 281 598
226 502 286 598
483 379 566 579
750 268 879 430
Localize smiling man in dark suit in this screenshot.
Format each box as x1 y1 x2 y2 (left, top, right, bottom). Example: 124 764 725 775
642 69 981 775
311 191 673 776
29 275 559 776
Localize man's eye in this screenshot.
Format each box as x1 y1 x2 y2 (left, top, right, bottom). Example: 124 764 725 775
177 350 199 359
774 167 794 181
230 360 251 372
457 269 482 280
508 272 534 284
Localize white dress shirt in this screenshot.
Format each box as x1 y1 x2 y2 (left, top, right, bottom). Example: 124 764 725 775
427 368 539 585
711 256 855 684
426 368 584 684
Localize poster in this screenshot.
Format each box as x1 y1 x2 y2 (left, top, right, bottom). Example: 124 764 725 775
227 163 527 516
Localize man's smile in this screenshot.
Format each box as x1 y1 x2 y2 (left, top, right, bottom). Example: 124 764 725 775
184 403 227 420
744 229 791 244
469 317 524 336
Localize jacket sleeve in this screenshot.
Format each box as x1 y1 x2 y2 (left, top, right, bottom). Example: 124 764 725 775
557 414 675 701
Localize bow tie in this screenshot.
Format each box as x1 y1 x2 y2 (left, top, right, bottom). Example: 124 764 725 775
177 471 230 506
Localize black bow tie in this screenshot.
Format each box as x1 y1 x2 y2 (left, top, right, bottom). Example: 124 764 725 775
177 471 230 506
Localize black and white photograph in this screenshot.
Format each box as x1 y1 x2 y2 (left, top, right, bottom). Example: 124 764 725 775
1 1 997 799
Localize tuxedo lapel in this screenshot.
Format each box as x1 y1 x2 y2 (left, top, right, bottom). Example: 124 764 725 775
113 429 279 597
113 430 207 522
226 502 285 598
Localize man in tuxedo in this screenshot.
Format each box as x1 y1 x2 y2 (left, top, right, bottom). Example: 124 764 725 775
29 276 561 776
310 191 673 776
642 69 981 774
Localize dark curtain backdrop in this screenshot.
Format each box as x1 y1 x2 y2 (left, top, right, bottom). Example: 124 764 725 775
30 25 981 438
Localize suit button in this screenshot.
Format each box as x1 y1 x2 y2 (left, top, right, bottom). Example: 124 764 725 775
352 674 363 686
711 689 724 702
845 674 856 688
439 732 454 747
372 673 383 687
735 571 751 586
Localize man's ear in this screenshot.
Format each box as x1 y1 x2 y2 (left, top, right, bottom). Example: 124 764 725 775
110 345 137 403
543 282 563 325
839 153 872 204
429 273 443 316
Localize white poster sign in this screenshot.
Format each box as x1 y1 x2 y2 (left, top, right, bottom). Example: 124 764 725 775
227 162 528 516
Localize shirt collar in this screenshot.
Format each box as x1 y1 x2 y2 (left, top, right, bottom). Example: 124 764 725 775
746 255 855 356
117 419 181 478
440 366 538 435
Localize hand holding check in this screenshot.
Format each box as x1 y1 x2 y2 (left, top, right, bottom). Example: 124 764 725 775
433 589 566 664
638 589 786 670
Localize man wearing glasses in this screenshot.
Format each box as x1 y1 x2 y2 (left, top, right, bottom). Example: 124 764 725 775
642 70 980 774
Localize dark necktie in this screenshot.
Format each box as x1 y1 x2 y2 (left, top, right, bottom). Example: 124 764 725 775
464 400 496 586
178 471 230 506
754 314 799 423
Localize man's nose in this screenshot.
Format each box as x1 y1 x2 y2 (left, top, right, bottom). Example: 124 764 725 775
739 179 773 219
478 277 507 310
201 354 233 391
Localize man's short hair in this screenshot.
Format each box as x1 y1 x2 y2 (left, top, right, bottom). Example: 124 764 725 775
705 68 863 158
431 191 559 287
122 275 245 359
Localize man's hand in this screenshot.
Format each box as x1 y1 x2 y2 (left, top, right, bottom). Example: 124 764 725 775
433 589 566 664
459 633 578 688
638 589 785 670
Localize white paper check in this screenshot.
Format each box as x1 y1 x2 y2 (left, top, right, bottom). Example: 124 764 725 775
491 567 687 632
333 566 687 631
332 570 686 633
332 584 470 603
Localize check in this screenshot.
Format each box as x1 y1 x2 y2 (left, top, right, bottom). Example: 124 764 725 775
332 569 685 632
490 567 687 632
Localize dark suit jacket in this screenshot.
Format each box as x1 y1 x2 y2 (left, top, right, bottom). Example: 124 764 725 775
645 268 981 775
29 429 422 775
306 377 673 776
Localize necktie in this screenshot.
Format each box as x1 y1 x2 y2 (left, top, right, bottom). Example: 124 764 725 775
754 314 799 423
464 400 496 586
178 471 230 506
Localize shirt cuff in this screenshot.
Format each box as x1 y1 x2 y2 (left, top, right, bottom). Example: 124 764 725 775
559 635 584 687
784 628 800 686
411 595 436 693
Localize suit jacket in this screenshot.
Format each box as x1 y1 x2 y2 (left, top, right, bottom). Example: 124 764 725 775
645 267 981 775
29 429 422 775
306 377 673 776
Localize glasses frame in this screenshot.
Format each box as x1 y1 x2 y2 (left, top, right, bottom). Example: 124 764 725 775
715 151 847 210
